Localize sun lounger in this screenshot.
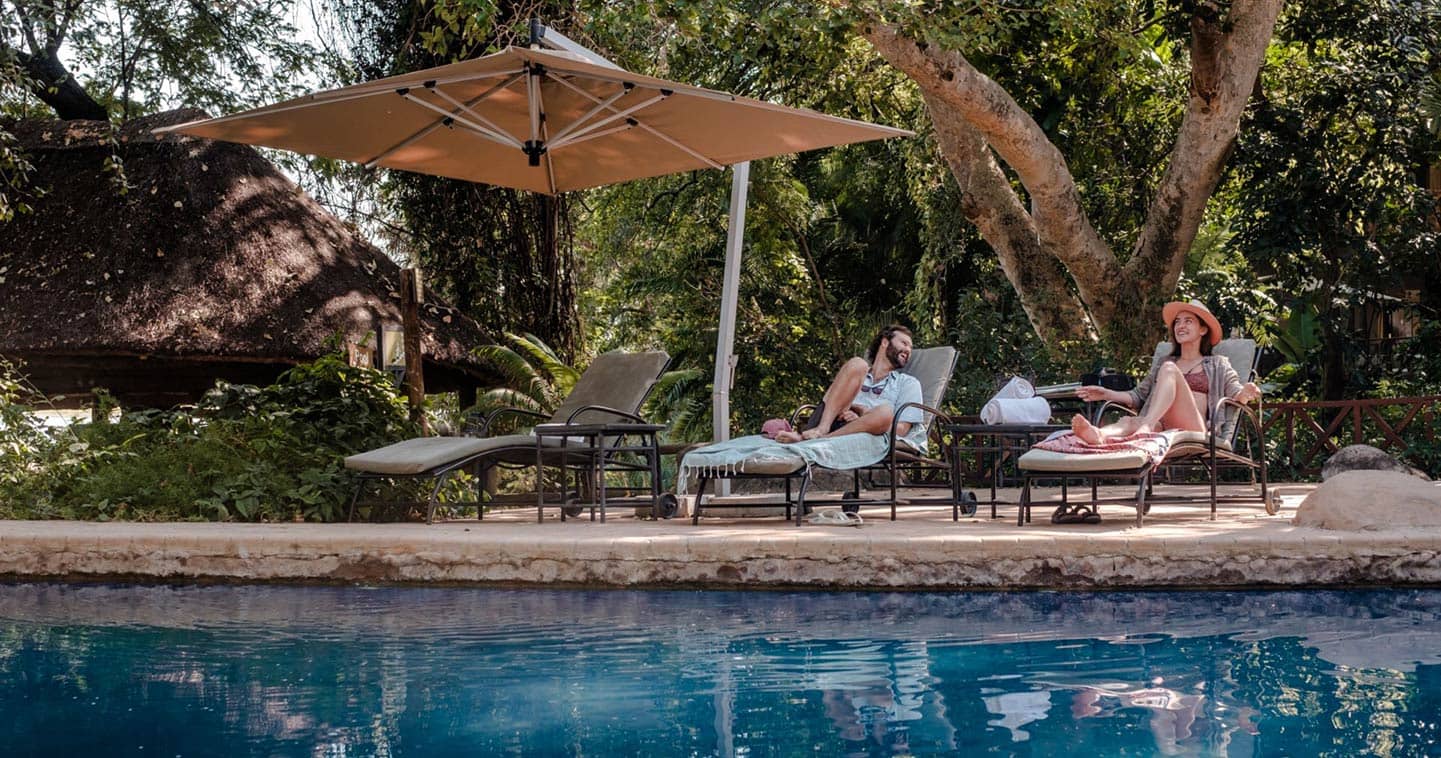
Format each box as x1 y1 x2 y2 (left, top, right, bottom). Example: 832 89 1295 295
1014 339 1271 527
345 350 670 523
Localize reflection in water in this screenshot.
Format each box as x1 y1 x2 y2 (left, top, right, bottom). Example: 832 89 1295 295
1 585 1440 756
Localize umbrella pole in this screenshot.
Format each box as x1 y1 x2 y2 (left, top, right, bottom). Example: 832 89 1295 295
712 162 750 496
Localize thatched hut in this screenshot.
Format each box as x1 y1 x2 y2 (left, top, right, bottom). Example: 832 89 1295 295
0 109 496 408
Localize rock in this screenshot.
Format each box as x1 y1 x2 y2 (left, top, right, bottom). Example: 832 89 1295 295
1293 470 1441 530
1320 444 1429 481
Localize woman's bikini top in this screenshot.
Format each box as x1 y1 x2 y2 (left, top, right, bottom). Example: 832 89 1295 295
1184 365 1208 393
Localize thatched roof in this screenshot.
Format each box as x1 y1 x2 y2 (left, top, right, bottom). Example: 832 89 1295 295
0 109 497 406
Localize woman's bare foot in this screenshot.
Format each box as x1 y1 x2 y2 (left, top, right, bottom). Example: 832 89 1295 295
1071 414 1105 445
774 430 804 443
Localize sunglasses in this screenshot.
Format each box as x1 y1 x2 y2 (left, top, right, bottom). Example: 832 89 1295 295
860 378 890 395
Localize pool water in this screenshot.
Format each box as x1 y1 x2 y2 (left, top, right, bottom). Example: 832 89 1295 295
2 584 1440 757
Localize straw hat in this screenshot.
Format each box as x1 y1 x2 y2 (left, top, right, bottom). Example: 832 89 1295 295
1161 299 1223 346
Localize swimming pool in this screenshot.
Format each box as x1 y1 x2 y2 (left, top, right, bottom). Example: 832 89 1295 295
2 584 1439 756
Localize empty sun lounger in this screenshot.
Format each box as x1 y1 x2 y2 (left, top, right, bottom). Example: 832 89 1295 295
344 350 670 523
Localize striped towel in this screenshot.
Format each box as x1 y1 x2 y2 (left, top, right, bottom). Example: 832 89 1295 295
676 433 891 494
1033 431 1172 467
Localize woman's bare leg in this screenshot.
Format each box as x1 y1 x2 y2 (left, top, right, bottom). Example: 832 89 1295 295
1072 363 1204 443
1072 414 1143 444
1136 362 1206 433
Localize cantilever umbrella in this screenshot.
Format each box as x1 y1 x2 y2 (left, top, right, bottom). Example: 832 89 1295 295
157 41 911 441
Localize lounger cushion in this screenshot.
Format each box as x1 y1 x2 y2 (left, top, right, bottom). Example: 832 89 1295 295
345 435 535 475
737 451 807 475
1017 430 1232 473
345 433 632 475
1018 447 1151 473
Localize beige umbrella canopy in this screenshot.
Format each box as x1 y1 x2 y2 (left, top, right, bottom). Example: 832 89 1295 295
157 46 910 194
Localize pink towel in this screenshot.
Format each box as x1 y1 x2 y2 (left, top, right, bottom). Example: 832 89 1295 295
1033 431 1172 467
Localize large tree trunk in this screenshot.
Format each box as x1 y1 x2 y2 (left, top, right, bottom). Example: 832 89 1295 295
862 0 1284 355
927 100 1092 344
18 47 107 120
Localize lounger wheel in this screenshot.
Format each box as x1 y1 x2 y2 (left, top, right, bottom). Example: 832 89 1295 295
656 493 679 519
959 491 978 517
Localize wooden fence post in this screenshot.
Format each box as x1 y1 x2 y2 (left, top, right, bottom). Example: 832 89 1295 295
401 268 428 434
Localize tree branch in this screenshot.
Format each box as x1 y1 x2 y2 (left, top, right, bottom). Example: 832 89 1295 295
1122 0 1284 294
929 98 1094 343
862 20 1118 326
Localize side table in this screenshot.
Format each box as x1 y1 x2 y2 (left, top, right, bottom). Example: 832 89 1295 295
532 422 666 523
944 423 1068 519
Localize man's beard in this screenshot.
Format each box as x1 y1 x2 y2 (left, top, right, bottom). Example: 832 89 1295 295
886 343 908 368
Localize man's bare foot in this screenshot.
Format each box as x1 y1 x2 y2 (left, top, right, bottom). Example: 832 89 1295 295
1071 414 1105 445
774 430 804 443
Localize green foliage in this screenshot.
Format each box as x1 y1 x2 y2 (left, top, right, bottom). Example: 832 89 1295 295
1228 0 1441 400
0 355 417 522
3 0 321 119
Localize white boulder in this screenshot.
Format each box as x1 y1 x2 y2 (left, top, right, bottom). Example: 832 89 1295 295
1293 469 1441 530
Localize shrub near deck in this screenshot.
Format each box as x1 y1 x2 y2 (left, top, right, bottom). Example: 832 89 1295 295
0 356 419 523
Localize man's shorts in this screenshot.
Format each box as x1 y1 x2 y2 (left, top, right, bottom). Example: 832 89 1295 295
803 400 851 433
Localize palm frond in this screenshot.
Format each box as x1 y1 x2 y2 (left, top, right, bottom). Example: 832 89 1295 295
465 388 549 434
507 332 582 395
473 343 553 408
644 367 712 443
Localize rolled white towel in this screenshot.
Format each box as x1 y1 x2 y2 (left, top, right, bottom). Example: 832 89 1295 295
994 376 1035 400
980 396 1053 425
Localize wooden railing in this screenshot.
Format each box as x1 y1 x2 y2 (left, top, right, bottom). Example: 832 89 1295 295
1261 396 1441 476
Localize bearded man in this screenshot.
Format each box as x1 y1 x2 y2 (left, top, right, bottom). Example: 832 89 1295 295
775 325 927 453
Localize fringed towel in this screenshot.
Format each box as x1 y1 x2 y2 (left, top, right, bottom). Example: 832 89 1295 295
676 433 892 494
1032 431 1173 468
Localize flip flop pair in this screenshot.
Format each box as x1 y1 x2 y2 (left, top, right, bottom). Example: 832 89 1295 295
806 508 864 527
1052 510 1102 525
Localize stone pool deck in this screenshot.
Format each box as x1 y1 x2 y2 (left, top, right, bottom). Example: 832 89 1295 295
1 483 1438 589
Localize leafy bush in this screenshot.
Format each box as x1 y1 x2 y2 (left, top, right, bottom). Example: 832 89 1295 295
0 355 420 522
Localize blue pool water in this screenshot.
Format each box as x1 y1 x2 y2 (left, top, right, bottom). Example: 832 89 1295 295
3 585 1440 756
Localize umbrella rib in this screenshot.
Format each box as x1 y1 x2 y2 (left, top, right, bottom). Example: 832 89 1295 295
546 73 722 169
546 85 632 144
428 82 523 147
362 120 447 168
548 122 635 151
633 121 724 169
362 76 523 168
399 92 523 149
547 92 666 150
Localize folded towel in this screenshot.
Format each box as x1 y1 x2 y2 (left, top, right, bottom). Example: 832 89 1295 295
980 396 1052 425
1033 431 1172 467
993 376 1035 400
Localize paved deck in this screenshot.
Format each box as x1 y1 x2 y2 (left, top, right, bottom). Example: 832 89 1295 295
1 483 1438 589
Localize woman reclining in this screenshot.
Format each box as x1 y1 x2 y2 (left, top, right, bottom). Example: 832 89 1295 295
1071 300 1261 444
